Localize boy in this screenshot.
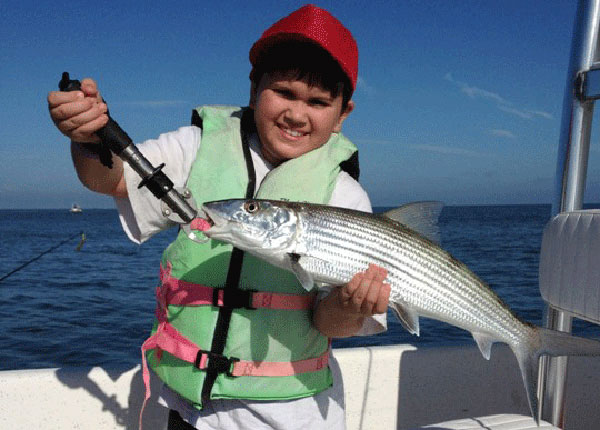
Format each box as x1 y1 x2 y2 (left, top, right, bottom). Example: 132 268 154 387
48 5 390 430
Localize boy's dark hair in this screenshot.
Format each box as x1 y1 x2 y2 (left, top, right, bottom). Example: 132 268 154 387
250 40 353 112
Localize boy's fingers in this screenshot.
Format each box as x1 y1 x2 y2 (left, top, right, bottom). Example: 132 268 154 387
58 102 107 131
360 278 380 315
47 90 84 109
69 115 109 142
372 283 391 314
341 272 363 303
360 271 391 315
351 266 376 310
371 264 391 314
373 265 388 282
364 264 378 281
48 78 101 110
341 264 390 314
50 97 97 123
80 78 102 101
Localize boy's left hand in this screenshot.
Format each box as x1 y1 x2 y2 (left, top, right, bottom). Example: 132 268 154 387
339 264 390 316
313 263 391 338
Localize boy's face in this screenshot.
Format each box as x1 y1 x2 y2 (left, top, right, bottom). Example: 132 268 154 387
250 72 354 166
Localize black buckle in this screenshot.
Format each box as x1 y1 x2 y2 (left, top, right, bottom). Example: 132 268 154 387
213 288 257 310
195 350 240 377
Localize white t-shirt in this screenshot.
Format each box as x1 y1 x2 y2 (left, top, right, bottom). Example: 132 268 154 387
114 126 386 430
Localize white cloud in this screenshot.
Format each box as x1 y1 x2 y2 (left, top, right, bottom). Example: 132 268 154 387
490 129 516 138
527 110 554 120
353 138 396 145
445 72 553 121
444 73 507 104
408 143 481 157
353 138 480 156
497 105 535 119
497 105 552 120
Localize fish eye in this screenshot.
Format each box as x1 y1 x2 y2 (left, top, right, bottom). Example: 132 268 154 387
244 201 260 213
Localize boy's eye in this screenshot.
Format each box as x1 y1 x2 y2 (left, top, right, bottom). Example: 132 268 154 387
274 89 294 99
272 88 331 107
309 98 330 107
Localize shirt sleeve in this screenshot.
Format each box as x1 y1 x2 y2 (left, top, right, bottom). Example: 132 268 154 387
328 171 372 212
113 126 201 244
323 170 387 336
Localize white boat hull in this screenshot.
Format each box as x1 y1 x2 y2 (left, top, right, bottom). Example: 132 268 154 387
1 344 598 429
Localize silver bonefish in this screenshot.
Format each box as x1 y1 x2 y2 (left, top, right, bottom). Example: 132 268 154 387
201 198 600 424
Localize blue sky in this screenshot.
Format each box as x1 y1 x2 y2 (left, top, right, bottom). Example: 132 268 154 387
1 0 594 208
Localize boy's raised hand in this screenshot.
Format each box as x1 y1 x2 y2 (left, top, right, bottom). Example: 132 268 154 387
47 78 109 143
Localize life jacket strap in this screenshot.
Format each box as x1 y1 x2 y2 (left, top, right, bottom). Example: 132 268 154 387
139 320 331 429
229 348 330 377
159 263 315 311
144 321 330 378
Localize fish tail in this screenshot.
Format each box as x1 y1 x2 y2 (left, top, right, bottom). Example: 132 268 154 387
512 326 600 425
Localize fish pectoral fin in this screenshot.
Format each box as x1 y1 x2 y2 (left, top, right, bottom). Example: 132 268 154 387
288 253 315 291
472 332 495 360
389 301 420 336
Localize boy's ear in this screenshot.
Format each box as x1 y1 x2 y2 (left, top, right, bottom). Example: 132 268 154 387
334 100 354 132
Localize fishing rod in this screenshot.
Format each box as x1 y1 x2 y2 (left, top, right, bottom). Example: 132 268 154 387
0 232 86 283
58 72 198 224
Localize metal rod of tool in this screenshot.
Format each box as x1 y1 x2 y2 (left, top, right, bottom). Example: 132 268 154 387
58 72 197 223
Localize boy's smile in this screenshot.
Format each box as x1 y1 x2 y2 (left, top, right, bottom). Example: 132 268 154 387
251 73 353 166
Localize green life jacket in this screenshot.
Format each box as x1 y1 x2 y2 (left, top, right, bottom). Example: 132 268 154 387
144 105 359 408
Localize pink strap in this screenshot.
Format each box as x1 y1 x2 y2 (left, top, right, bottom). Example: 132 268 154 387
250 291 314 309
159 263 315 310
143 320 330 378
139 321 330 428
230 350 329 377
140 321 203 430
140 263 323 429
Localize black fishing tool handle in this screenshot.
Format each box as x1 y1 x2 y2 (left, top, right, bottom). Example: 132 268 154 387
58 72 197 223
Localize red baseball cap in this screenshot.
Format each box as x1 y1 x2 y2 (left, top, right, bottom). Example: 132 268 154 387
249 4 358 92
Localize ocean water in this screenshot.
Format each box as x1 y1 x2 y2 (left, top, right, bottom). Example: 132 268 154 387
1 205 599 371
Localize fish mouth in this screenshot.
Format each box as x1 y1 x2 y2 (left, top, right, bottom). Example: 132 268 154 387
200 210 218 234
200 204 233 237
204 214 216 230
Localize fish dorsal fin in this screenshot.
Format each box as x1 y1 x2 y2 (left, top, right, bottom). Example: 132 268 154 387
389 301 420 336
472 332 495 360
382 201 443 244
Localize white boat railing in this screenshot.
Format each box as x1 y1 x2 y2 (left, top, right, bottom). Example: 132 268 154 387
541 0 600 426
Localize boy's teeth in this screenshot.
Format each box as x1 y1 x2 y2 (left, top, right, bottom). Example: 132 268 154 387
284 128 303 137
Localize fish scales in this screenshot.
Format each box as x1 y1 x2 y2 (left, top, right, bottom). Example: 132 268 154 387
202 198 600 423
335 226 510 339
298 205 525 343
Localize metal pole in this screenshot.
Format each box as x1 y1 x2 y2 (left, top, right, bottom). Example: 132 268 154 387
552 0 599 216
540 0 600 426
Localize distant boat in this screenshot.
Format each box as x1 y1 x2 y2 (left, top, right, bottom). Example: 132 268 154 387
69 203 82 213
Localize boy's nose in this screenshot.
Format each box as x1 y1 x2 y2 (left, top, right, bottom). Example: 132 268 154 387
283 102 307 126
